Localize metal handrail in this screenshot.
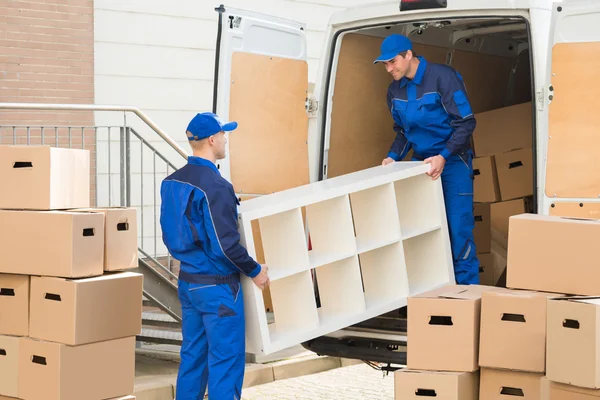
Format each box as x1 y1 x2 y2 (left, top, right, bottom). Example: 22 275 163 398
0 102 189 160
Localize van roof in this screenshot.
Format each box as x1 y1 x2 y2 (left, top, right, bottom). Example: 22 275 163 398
328 0 553 27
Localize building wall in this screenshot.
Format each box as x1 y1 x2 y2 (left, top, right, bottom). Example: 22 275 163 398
93 0 377 255
0 0 96 202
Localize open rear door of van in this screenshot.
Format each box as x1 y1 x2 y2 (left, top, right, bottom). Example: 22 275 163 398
212 6 310 196
545 1 600 217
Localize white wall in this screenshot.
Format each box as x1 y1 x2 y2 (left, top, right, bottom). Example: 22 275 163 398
93 0 379 255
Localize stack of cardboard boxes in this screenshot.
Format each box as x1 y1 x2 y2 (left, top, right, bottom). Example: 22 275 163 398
394 284 499 399
0 145 142 400
508 213 600 399
395 211 600 399
471 102 535 286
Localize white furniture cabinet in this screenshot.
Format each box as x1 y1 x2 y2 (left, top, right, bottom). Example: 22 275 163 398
238 162 455 355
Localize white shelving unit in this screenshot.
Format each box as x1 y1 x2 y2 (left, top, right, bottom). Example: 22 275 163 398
238 162 454 355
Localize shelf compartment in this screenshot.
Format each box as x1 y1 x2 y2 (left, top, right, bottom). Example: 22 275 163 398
314 256 366 322
402 224 442 241
358 242 409 309
305 195 357 268
258 207 309 280
268 270 319 344
403 229 453 296
394 173 442 237
350 183 402 254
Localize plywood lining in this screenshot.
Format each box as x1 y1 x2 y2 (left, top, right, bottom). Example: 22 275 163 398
452 50 514 113
228 52 309 194
549 202 600 219
545 42 600 198
327 34 448 178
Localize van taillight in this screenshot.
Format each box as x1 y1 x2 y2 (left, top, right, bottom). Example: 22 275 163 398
400 0 448 12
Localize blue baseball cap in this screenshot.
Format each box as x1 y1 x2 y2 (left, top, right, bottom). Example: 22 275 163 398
186 112 238 141
373 34 413 64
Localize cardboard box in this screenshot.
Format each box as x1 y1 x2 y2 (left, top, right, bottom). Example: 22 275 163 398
542 377 600 399
71 207 138 271
407 284 503 372
490 197 533 248
479 289 558 372
0 275 29 336
0 145 90 210
495 148 533 201
473 102 533 157
478 253 495 286
479 368 543 399
394 369 478 400
474 203 491 254
29 272 143 346
507 214 600 295
0 210 104 278
18 336 135 400
0 335 19 398
546 297 600 388
473 156 501 203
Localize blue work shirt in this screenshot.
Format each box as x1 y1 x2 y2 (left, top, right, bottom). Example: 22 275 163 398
159 156 261 278
386 56 476 161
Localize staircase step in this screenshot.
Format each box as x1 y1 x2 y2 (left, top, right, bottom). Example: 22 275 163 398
142 311 180 328
138 327 183 345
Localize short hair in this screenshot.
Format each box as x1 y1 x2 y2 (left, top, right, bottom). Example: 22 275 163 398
398 50 417 58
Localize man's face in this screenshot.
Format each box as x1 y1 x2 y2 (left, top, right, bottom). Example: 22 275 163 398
383 53 411 81
211 131 227 160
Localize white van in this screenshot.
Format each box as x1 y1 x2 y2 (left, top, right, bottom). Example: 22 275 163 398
213 0 599 364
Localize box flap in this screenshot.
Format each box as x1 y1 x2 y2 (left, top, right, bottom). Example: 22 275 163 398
511 213 600 225
414 284 504 301
545 377 600 398
67 271 141 284
551 296 600 306
483 289 561 299
401 369 466 376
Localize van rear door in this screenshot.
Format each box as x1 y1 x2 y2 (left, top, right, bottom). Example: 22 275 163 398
544 1 600 217
213 6 310 196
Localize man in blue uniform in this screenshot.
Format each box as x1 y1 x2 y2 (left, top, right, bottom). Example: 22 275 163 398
160 112 270 400
375 34 479 285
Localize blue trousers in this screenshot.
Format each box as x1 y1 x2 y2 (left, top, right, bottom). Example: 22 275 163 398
416 152 480 284
440 152 480 284
176 280 245 400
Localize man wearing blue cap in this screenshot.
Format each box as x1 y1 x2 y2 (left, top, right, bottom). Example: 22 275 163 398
159 112 270 399
375 34 479 285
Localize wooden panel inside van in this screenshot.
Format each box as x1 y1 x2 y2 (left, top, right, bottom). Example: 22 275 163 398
549 202 600 219
546 42 600 198
451 50 514 114
228 52 310 194
327 33 448 178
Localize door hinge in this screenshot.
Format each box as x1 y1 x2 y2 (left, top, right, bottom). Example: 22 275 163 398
305 97 318 113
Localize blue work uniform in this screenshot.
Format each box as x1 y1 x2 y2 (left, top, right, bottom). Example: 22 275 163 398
160 156 261 400
386 56 480 285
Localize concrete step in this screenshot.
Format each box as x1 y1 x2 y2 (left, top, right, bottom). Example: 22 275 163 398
138 327 183 346
142 311 180 328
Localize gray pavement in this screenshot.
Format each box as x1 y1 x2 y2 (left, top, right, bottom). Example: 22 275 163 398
240 363 395 400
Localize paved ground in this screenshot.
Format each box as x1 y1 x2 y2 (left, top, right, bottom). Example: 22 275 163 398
240 363 395 400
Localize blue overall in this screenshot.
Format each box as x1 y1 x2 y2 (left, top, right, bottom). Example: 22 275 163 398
386 57 480 285
160 156 261 400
